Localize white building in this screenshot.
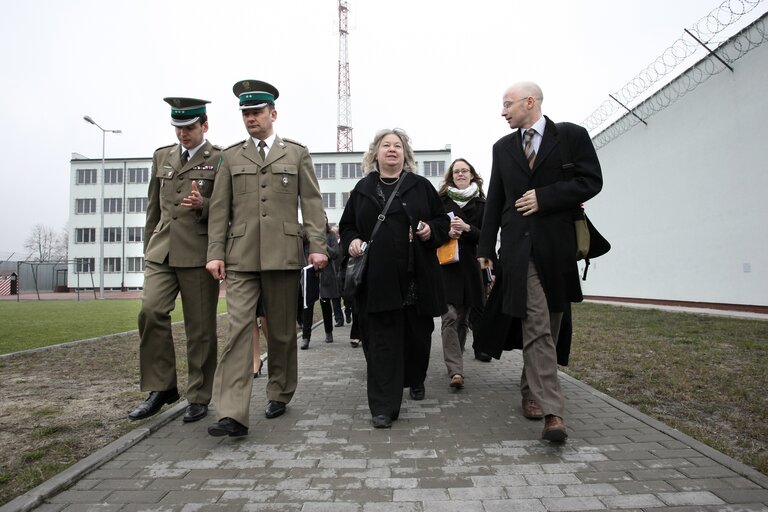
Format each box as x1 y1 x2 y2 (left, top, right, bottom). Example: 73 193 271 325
67 148 452 291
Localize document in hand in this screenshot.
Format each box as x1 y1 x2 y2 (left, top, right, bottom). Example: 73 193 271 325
302 264 320 309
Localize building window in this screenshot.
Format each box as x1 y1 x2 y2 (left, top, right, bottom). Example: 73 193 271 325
104 227 121 243
322 192 336 209
104 198 122 213
104 168 123 184
127 227 144 243
423 161 445 177
128 197 148 213
128 167 149 184
75 257 95 273
76 169 97 185
103 257 121 273
76 198 96 214
342 192 350 207
127 257 145 272
75 228 96 243
314 163 336 179
341 162 363 179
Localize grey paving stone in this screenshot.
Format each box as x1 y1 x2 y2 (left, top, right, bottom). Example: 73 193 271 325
158 490 222 504
612 480 676 493
541 496 606 511
362 503 423 512
482 498 547 512
421 501 485 512
599 493 666 509
562 483 621 496
711 489 768 503
302 502 361 512
47 490 112 504
657 491 726 506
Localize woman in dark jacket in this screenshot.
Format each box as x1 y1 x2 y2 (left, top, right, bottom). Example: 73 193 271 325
339 128 449 429
437 158 486 389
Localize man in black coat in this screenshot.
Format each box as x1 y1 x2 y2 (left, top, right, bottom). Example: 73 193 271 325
477 81 603 442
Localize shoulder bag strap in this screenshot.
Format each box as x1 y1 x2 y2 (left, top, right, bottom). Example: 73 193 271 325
368 173 405 245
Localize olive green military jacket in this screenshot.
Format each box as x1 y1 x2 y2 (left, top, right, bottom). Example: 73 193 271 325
144 140 222 267
207 135 327 271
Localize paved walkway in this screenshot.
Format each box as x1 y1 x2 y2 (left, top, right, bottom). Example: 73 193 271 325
6 319 768 512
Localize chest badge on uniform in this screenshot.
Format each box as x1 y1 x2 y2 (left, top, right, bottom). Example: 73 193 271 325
197 180 205 187
282 176 289 187
167 171 174 177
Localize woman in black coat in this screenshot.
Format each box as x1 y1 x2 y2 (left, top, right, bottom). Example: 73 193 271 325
339 128 449 429
437 159 486 389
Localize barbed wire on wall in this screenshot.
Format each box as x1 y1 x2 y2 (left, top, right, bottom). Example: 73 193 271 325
583 0 766 142
591 13 767 149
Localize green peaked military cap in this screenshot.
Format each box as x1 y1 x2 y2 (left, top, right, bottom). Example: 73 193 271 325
232 80 279 110
163 97 210 127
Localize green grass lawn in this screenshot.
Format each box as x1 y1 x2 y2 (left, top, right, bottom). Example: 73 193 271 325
0 299 228 355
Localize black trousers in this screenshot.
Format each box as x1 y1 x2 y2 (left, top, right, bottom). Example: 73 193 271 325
302 298 333 339
363 306 433 418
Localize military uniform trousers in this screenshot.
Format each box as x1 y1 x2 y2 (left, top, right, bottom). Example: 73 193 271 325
520 258 565 418
138 260 219 404
212 269 300 427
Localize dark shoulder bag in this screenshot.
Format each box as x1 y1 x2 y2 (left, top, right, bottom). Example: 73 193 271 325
343 176 404 300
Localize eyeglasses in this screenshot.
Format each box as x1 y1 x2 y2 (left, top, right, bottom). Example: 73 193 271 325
502 97 532 109
452 169 471 175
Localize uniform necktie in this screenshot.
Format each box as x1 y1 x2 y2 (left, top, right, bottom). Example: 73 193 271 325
257 140 266 162
181 150 189 165
523 128 536 170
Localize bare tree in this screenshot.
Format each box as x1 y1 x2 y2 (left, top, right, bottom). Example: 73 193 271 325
24 224 67 262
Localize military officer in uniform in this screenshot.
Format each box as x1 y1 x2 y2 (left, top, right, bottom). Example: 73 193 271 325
128 98 222 423
206 80 328 437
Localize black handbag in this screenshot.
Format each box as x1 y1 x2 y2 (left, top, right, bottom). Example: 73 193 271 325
342 175 405 300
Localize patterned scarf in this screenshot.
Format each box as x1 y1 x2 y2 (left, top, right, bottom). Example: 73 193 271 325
446 182 479 208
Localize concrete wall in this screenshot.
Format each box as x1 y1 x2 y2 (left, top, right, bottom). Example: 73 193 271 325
583 18 768 306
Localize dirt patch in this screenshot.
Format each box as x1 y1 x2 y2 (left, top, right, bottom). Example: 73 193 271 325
0 323 236 506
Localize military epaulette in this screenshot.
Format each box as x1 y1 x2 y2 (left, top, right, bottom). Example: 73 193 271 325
155 142 177 152
212 144 223 151
282 137 306 148
225 140 247 150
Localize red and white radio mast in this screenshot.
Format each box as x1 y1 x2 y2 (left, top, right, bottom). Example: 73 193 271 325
336 0 353 152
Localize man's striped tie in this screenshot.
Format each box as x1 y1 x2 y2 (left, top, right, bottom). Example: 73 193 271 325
523 128 536 170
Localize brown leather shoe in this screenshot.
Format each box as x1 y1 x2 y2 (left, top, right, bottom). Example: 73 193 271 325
450 374 464 389
542 415 568 442
521 399 544 420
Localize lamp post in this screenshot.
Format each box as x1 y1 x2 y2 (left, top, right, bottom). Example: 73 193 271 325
83 115 121 299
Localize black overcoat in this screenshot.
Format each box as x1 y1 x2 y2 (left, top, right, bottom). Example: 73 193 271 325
477 118 603 318
439 195 486 308
339 171 449 317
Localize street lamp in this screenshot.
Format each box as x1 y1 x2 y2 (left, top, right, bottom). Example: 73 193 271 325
83 115 122 299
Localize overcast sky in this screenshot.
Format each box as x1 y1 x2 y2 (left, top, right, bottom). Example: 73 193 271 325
1 0 762 259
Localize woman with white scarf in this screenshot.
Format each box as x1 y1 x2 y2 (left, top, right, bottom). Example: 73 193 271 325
437 158 488 389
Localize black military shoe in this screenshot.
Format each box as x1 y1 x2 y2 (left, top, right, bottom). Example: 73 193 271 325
208 417 248 437
265 400 286 419
128 388 180 421
183 403 208 423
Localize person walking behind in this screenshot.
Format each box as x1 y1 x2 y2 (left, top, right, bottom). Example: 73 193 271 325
206 80 327 437
129 98 221 424
300 222 340 349
437 158 486 390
